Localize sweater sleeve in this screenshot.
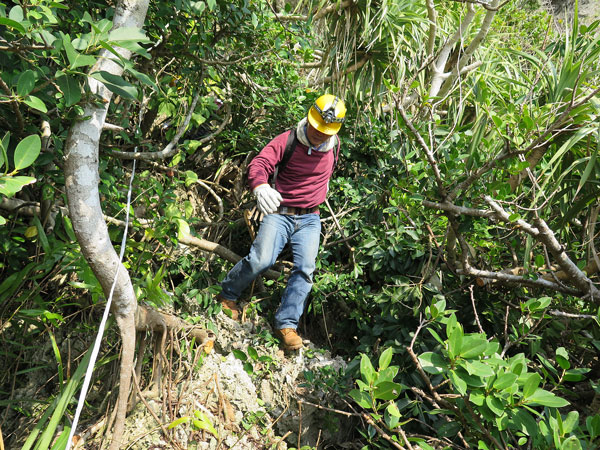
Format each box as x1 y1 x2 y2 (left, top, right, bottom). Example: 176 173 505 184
247 131 289 190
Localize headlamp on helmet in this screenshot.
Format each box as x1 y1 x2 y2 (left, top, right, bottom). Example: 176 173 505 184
307 94 346 135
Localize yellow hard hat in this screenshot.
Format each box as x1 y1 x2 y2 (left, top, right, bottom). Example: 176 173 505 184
307 94 346 135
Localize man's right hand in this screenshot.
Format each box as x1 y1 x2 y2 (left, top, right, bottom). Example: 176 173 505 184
254 184 282 214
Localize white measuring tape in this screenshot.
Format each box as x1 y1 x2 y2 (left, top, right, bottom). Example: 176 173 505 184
65 158 137 450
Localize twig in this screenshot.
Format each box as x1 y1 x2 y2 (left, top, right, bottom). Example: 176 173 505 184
298 399 357 417
469 285 484 333
313 0 354 20
131 371 183 450
275 431 292 449
548 309 597 320
111 91 205 161
324 199 355 256
535 217 600 299
397 106 446 197
360 412 408 450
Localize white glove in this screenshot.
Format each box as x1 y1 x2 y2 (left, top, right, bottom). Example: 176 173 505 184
254 184 282 214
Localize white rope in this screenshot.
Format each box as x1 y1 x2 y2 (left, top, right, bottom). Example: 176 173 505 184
65 158 137 450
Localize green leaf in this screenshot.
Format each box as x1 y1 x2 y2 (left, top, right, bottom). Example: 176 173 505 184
469 392 485 406
437 420 461 437
125 65 158 91
21 345 93 450
192 411 218 437
192 2 206 15
56 71 81 107
0 17 27 33
23 95 47 113
14 135 41 170
493 373 518 391
486 395 505 416
63 37 97 69
232 349 246 361
459 335 488 359
574 144 597 198
90 71 138 100
562 411 579 435
512 409 538 436
374 381 403 400
349 389 372 409
17 70 36 96
378 347 393 371
561 436 582 450
376 366 399 384
0 176 37 197
386 402 401 417
360 353 376 385
418 352 446 375
168 416 191 429
521 372 541 399
563 367 590 382
207 0 216 11
108 26 150 43
464 360 495 378
586 414 600 440
556 347 570 370
535 254 545 268
33 216 50 254
247 346 258 361
448 322 463 359
449 369 467 395
185 170 199 187
526 388 569 407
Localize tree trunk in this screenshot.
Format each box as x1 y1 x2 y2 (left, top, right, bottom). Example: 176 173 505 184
63 1 149 449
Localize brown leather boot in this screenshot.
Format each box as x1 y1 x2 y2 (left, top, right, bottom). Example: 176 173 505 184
275 328 303 350
217 295 240 321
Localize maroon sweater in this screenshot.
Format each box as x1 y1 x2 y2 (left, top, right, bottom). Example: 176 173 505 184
247 130 338 209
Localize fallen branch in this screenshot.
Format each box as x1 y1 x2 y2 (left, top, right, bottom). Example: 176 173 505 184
178 232 281 280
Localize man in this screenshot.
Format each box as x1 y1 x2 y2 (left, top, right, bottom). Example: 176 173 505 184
217 94 346 350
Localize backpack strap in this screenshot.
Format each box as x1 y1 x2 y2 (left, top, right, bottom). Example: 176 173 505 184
272 130 340 187
271 129 297 187
332 134 340 171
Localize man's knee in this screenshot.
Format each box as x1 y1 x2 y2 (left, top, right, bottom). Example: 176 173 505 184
246 253 275 274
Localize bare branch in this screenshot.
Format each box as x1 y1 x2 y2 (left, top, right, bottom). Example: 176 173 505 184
0 38 52 51
425 0 438 58
428 4 476 99
398 106 446 197
313 0 354 20
318 55 369 84
548 309 598 320
445 146 525 203
423 200 492 218
103 123 125 132
111 91 200 161
273 14 308 22
534 218 600 299
458 266 580 294
483 196 539 236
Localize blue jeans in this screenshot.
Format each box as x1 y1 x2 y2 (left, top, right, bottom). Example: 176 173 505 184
220 213 321 329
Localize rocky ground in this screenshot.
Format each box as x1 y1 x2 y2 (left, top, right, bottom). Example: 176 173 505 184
88 312 357 450
546 0 600 24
